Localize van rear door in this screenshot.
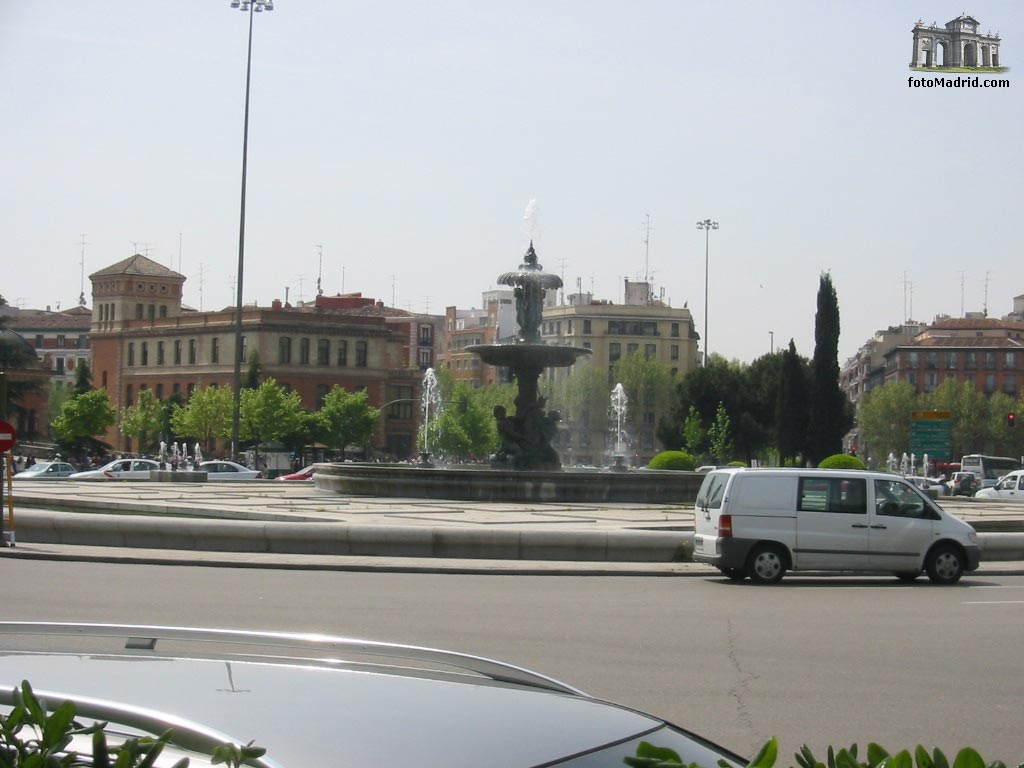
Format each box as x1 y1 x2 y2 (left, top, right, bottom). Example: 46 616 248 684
693 471 730 558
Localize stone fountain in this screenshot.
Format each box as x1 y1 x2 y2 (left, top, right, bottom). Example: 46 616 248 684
313 243 701 503
468 242 590 470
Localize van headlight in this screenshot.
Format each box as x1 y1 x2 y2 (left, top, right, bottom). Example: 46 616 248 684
968 531 978 543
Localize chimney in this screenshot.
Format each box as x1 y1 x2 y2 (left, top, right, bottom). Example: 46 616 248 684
272 299 282 309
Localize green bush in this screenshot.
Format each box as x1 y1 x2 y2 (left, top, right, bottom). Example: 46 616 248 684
647 450 696 471
817 453 866 470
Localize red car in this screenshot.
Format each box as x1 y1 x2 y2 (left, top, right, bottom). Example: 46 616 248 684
276 465 315 481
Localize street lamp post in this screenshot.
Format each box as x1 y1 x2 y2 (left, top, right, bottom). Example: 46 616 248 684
696 218 719 367
229 0 273 460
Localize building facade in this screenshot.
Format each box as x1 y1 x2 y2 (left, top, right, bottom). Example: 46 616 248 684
89 254 422 458
442 289 516 388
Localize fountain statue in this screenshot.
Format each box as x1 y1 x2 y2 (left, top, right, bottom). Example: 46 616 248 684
468 242 590 470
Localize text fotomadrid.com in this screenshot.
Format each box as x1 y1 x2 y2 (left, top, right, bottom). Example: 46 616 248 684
908 76 1010 88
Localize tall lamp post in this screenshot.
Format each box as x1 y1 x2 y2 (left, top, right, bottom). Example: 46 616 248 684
229 0 273 460
696 218 719 367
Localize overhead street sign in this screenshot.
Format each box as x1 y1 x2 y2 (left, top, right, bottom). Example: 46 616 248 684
0 421 16 453
910 411 952 457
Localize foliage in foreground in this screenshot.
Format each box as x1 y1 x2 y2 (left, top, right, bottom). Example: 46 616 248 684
647 451 696 471
817 453 867 470
0 680 265 768
627 736 1022 768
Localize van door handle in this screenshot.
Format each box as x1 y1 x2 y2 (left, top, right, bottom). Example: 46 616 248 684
870 524 887 530
851 523 869 529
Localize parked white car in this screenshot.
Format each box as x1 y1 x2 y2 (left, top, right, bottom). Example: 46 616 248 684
975 469 1024 501
199 460 261 480
13 461 77 479
70 458 161 480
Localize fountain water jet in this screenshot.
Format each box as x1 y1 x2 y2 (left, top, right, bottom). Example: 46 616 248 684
419 367 441 466
608 383 630 471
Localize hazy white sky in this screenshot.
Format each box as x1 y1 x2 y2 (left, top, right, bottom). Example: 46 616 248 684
1 1 1020 363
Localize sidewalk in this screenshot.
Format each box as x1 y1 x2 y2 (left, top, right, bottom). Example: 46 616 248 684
3 480 1024 575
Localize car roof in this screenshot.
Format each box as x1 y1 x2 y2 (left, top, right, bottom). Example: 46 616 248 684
0 623 698 768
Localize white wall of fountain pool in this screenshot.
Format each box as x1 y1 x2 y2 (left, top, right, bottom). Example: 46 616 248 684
312 462 703 503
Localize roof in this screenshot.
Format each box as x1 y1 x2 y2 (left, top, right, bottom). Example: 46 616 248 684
89 254 184 280
928 318 1024 332
891 336 1024 350
2 306 91 331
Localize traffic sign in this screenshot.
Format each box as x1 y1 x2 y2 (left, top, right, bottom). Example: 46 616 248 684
909 412 951 457
0 420 16 453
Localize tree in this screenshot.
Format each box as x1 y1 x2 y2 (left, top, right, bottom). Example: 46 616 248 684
51 389 116 453
171 385 233 452
240 379 306 465
120 389 164 454
858 381 919 461
707 401 734 462
244 351 263 390
923 378 987 457
613 352 675 449
0 321 41 421
424 381 496 460
682 405 705 456
776 340 810 465
807 272 851 464
318 386 380 459
73 359 93 395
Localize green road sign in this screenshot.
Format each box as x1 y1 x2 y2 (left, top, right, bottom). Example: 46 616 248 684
910 412 952 457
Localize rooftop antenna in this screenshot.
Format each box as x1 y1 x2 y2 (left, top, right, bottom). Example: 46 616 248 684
984 271 990 316
642 214 653 283
423 296 430 314
556 258 568 304
296 274 306 303
78 233 89 307
341 265 346 294
390 275 396 307
958 270 966 316
316 244 324 296
199 262 207 311
899 272 913 322
178 232 183 273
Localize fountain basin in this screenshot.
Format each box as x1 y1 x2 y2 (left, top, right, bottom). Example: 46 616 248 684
467 343 591 368
313 463 702 504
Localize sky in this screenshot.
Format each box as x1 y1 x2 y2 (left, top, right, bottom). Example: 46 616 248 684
1 1 1021 364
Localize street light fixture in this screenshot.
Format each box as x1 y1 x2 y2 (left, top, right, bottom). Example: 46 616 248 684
696 218 719 367
229 0 273 460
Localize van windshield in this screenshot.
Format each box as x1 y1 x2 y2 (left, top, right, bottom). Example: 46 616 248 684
696 473 728 510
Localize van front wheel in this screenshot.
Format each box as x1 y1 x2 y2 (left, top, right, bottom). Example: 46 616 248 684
926 545 965 585
747 544 787 585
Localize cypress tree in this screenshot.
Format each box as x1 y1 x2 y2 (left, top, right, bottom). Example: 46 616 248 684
808 272 846 464
776 339 808 465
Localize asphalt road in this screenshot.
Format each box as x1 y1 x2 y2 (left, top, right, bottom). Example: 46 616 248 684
3 560 1022 762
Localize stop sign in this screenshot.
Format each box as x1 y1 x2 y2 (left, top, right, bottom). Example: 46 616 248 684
0 421 16 453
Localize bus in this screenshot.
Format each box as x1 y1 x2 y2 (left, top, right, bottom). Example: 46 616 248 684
960 454 1022 488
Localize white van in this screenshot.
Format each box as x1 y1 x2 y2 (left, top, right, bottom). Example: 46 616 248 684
692 468 980 584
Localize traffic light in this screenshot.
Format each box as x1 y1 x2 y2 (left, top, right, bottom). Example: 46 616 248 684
1008 412 1016 428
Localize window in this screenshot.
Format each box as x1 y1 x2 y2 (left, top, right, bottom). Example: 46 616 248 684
159 305 168 318
874 479 935 520
986 374 996 393
418 348 433 368
926 372 938 391
671 322 680 338
240 336 247 363
127 343 135 367
135 304 143 320
57 335 66 347
626 343 639 356
211 337 220 364
1003 374 1016 395
337 340 348 366
389 386 414 419
798 477 866 514
187 383 196 397
188 339 197 365
355 341 368 367
34 334 44 348
583 319 592 335
644 344 656 359
299 337 311 364
946 351 958 370
317 339 330 365
907 351 919 368
966 352 978 369
984 352 996 370
156 342 165 365
55 357 65 375
419 325 433 345
609 343 621 362
147 304 155 320
141 342 149 366
316 384 330 407
671 344 679 361
77 335 88 349
1006 352 1017 370
174 340 182 365
279 337 292 364
926 352 937 369
155 383 163 400
126 385 133 405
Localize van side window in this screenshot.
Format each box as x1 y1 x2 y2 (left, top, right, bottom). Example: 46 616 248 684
798 477 866 514
873 479 934 520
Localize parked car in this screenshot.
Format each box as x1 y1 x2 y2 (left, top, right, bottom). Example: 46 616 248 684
693 467 980 584
975 469 1024 501
906 475 949 496
951 471 978 496
199 460 261 480
0 622 743 768
276 465 315 481
70 457 161 480
12 461 77 479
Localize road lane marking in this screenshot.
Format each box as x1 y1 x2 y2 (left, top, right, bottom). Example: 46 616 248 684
963 600 1024 605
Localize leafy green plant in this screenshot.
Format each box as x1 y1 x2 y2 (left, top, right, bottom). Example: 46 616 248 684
0 680 265 768
627 737 1022 768
817 453 866 470
648 450 696 471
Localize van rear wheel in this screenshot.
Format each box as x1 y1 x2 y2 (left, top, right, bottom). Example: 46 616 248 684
747 544 787 585
926 545 965 585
